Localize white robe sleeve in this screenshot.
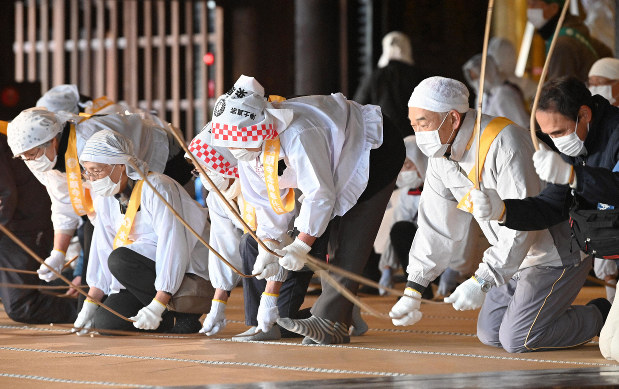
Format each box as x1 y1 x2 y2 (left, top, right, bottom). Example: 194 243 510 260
406 160 473 287
143 179 192 295
286 128 337 237
86 197 117 295
206 193 243 291
44 170 81 232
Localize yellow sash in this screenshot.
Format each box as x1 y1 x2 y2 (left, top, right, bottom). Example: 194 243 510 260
66 124 95 216
457 117 513 213
263 138 295 215
0 120 8 136
113 178 146 249
239 195 257 233
262 94 294 215
85 96 114 115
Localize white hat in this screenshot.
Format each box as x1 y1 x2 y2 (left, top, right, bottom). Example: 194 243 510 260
7 107 63 156
462 53 503 91
36 84 80 114
377 31 414 68
408 76 470 113
210 75 278 148
403 135 428 180
187 123 239 178
488 37 517 79
589 57 619 80
79 129 148 180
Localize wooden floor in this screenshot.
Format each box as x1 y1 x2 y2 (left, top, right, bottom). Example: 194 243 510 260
0 285 617 388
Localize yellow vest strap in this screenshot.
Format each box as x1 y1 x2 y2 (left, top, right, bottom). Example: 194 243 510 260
65 124 94 216
113 178 146 249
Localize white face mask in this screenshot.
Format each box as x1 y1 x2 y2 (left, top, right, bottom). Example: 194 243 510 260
397 169 423 189
552 117 586 157
25 145 57 172
230 148 262 162
415 113 454 158
589 85 616 105
200 171 229 192
527 8 548 29
90 165 121 197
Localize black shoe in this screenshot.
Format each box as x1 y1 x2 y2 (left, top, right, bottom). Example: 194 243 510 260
588 298 612 324
167 312 202 334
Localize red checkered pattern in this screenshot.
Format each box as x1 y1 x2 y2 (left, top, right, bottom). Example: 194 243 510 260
211 123 277 142
188 138 239 178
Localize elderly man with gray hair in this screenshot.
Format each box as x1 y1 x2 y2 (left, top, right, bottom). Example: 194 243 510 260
389 76 603 353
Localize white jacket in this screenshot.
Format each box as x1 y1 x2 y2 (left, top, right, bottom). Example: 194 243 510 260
33 113 171 232
238 93 383 241
87 173 209 296
407 110 562 288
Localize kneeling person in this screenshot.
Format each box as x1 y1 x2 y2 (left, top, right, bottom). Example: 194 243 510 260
73 130 212 334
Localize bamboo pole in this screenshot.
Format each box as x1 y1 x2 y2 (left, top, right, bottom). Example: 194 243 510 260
529 0 571 150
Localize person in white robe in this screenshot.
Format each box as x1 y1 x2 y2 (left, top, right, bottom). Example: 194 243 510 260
208 75 405 344
72 129 212 334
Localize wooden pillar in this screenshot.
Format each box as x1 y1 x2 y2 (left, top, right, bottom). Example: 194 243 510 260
294 0 340 95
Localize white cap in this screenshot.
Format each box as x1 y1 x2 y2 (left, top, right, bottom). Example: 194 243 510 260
377 31 414 68
36 84 80 114
408 76 470 113
403 135 428 180
210 75 277 148
589 57 619 80
462 53 503 90
7 107 63 156
488 37 517 79
187 123 239 178
79 129 148 180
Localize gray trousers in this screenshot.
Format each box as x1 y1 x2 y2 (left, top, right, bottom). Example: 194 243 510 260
477 256 602 353
311 178 396 326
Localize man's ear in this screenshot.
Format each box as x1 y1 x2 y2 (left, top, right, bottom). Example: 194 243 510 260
449 109 462 129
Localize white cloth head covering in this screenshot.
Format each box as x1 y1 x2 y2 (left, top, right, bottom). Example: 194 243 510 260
488 37 517 79
408 76 470 113
7 107 63 156
403 135 428 180
462 53 504 91
187 123 239 178
589 57 619 80
36 84 80 114
79 129 148 180
210 75 278 148
377 31 414 68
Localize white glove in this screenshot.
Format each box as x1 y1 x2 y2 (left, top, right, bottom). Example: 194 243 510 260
599 299 619 360
253 240 281 280
200 299 227 336
256 293 279 333
471 189 505 222
129 299 166 330
444 277 487 311
389 288 423 326
72 299 98 336
533 148 574 185
277 238 312 272
37 249 65 282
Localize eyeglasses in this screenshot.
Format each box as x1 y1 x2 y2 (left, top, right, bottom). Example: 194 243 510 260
191 168 200 178
18 143 49 161
82 165 116 181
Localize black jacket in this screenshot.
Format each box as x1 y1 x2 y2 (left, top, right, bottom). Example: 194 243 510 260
354 60 426 138
504 95 619 231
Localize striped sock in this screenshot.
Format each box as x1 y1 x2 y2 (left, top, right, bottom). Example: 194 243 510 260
277 316 335 344
333 322 350 344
